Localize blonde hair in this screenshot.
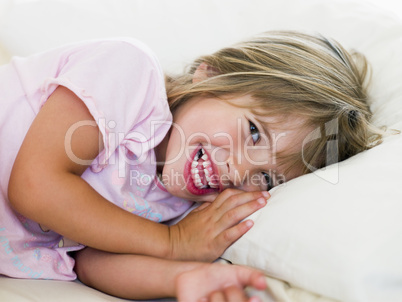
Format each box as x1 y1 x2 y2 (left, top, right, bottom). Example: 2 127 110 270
166 30 383 176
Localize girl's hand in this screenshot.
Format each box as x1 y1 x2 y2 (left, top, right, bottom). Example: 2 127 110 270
168 189 269 261
176 263 267 302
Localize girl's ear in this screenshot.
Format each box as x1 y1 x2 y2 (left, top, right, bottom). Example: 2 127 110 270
192 62 219 83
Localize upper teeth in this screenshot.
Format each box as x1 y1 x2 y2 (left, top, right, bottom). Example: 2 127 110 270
191 148 219 189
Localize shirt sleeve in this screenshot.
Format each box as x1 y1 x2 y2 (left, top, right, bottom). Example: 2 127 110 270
39 39 172 171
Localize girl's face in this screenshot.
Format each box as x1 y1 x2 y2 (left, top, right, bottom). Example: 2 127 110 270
158 95 309 203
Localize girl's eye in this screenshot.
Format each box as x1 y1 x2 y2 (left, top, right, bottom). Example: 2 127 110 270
249 121 260 145
262 172 273 191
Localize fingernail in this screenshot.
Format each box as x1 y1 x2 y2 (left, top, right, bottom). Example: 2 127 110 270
257 197 267 205
245 220 254 228
262 191 270 199
258 275 267 286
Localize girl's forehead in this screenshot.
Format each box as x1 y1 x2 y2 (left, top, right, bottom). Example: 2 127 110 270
223 94 254 105
211 94 310 133
258 114 307 129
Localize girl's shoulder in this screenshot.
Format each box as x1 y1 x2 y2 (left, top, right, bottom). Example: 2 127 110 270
14 37 163 79
61 37 162 71
80 37 160 64
73 37 165 82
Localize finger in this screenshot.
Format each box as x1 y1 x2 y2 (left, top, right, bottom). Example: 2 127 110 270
211 188 245 208
218 190 269 213
234 267 267 291
248 297 263 302
222 285 249 302
218 219 254 246
219 196 267 230
209 290 226 302
249 271 267 290
210 193 268 243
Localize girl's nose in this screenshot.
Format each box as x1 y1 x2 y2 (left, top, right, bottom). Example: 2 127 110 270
214 147 266 190
224 155 252 189
224 151 268 191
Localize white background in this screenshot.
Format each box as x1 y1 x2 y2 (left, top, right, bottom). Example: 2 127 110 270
8 0 402 19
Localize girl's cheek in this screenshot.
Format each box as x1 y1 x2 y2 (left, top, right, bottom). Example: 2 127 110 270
211 148 231 166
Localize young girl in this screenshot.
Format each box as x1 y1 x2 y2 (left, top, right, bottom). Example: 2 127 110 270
1 31 381 301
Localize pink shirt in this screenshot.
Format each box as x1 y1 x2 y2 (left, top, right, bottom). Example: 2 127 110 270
0 38 193 280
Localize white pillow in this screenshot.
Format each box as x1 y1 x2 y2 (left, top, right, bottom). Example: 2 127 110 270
219 2 402 302
223 133 402 302
1 0 402 301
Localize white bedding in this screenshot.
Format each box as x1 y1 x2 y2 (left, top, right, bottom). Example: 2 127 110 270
1 0 402 301
0 277 137 302
0 262 337 302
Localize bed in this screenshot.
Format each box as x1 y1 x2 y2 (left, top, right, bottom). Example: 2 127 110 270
1 0 402 301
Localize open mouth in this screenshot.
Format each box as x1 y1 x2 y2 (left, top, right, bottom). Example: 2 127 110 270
190 147 219 189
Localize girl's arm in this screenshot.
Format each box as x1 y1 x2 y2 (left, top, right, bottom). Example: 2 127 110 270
8 86 171 257
8 86 267 261
74 247 267 301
